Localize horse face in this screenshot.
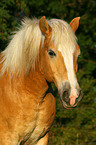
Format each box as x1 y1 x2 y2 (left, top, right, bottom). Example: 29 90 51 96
39 16 82 108
57 44 82 108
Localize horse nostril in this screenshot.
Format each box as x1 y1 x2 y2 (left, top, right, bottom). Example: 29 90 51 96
63 91 68 98
62 90 70 104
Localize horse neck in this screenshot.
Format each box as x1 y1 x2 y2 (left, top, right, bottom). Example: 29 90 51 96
22 67 48 99
0 65 49 118
0 56 48 101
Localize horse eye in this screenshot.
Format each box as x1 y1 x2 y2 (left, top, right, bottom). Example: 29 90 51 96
48 49 56 57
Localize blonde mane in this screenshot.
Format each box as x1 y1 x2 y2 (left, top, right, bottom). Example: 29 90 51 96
0 17 77 76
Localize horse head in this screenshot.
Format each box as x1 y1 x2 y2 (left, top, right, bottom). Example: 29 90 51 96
39 16 82 109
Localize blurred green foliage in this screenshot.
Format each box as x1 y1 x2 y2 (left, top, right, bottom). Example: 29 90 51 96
0 0 96 144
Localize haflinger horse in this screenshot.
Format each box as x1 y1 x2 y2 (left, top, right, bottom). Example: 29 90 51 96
0 16 82 144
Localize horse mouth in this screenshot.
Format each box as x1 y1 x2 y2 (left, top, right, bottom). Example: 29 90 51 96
59 90 83 109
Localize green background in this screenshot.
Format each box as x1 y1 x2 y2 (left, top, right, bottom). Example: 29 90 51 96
0 0 96 144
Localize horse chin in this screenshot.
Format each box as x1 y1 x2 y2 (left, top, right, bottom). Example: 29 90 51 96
61 101 75 109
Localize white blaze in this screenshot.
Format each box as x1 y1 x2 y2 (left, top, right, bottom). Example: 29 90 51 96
58 44 78 106
58 45 76 88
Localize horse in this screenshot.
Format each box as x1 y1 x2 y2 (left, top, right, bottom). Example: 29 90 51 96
0 16 82 145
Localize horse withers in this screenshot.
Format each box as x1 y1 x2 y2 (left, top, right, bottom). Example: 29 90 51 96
0 16 82 144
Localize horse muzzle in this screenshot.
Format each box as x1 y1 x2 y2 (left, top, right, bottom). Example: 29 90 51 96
58 82 83 109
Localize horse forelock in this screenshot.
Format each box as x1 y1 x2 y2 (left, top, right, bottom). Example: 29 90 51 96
0 17 77 77
49 19 77 52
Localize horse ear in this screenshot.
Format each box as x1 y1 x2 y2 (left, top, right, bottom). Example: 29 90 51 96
70 17 80 33
39 16 52 37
